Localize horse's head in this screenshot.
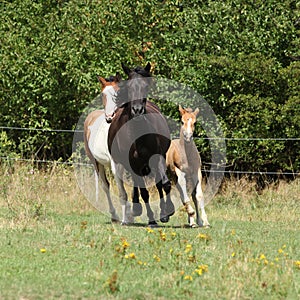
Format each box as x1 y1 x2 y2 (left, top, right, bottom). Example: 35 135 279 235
98 73 121 123
179 105 199 142
122 62 152 119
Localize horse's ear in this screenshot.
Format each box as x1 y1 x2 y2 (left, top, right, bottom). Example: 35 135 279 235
145 62 151 73
122 63 131 76
115 72 122 83
98 76 107 87
194 108 199 117
179 105 185 116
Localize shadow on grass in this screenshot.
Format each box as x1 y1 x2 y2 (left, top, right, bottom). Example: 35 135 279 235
105 221 210 229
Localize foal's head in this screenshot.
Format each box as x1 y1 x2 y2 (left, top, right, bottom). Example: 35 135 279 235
98 73 121 123
179 105 199 142
122 62 152 118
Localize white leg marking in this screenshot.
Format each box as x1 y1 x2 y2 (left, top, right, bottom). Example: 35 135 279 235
194 169 210 227
175 167 189 204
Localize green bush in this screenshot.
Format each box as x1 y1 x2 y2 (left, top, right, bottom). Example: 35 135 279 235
0 0 299 175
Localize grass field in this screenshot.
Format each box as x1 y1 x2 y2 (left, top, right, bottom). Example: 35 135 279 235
0 163 299 299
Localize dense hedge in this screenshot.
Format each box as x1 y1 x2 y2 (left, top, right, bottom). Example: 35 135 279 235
1 0 299 175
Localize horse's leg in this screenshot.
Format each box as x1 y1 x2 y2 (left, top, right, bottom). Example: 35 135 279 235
97 163 119 222
94 168 99 207
131 185 143 217
141 186 157 226
175 167 197 227
111 162 133 225
156 180 168 223
192 170 210 227
154 156 174 223
133 176 156 226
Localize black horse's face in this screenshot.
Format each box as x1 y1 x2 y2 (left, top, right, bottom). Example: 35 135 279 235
128 77 149 118
122 63 152 119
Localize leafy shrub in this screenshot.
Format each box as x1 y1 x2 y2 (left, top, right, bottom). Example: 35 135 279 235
0 0 299 175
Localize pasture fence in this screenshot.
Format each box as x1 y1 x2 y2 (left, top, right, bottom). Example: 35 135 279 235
1 125 299 176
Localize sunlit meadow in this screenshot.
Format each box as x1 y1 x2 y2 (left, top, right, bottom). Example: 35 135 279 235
0 163 299 299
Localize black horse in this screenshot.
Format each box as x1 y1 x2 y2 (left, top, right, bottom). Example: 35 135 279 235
108 63 175 225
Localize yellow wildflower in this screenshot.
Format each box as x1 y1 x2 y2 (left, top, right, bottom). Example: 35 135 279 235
231 252 236 257
40 248 46 253
197 233 209 240
294 261 300 269
125 252 136 259
122 239 130 249
153 254 160 262
185 244 192 253
184 275 193 281
195 268 203 276
278 248 284 254
259 254 266 260
146 227 154 233
195 264 208 275
160 232 166 241
198 264 208 272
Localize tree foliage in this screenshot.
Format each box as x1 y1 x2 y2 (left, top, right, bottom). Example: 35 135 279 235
1 0 299 175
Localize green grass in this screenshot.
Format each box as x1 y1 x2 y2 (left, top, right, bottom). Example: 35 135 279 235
0 163 299 299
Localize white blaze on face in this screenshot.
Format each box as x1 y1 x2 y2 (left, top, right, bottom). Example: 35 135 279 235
186 118 193 136
103 85 117 119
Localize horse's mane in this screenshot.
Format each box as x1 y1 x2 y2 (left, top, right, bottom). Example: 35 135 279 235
184 107 193 113
132 66 152 78
115 80 129 108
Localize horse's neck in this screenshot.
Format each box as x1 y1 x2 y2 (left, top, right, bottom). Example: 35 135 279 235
179 128 198 160
179 129 192 149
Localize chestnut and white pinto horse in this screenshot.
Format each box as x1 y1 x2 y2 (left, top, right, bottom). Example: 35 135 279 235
84 74 132 224
166 105 210 228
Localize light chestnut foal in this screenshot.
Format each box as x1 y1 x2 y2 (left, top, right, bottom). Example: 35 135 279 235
166 105 210 228
84 74 132 224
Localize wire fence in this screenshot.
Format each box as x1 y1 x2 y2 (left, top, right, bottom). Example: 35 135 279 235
1 126 300 141
1 125 299 176
1 156 299 176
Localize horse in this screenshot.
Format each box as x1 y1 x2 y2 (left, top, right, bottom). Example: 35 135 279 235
83 73 133 224
166 105 210 228
108 63 175 226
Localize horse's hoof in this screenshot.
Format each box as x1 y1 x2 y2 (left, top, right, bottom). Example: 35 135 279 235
132 203 143 216
121 221 129 226
127 216 135 224
111 217 120 223
148 220 158 227
199 221 211 228
166 202 175 217
190 223 199 228
160 215 169 223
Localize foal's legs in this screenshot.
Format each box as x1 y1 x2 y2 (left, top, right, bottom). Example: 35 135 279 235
191 170 210 227
175 167 197 227
96 163 119 222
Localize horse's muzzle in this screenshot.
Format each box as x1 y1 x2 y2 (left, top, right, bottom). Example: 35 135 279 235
105 113 115 123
